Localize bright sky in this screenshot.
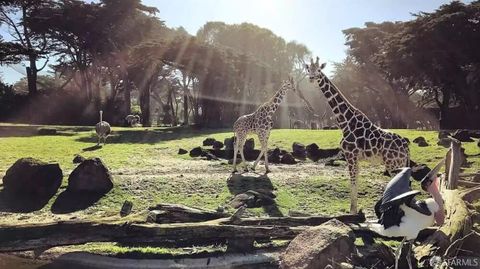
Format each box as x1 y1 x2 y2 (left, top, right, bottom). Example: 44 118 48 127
0 0 462 84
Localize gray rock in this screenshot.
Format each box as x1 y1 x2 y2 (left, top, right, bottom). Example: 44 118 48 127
67 158 113 193
2 157 62 197
189 147 204 157
224 137 235 150
279 219 355 269
244 138 255 151
281 153 297 164
212 140 224 149
73 154 86 164
268 147 281 163
202 138 216 146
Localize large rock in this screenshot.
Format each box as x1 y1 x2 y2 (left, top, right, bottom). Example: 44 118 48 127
292 142 306 160
281 153 297 164
202 137 216 146
306 143 342 162
2 158 62 197
189 146 205 157
413 136 429 147
411 163 431 181
453 130 474 142
212 140 224 149
268 147 281 163
67 158 113 193
438 130 450 139
224 137 235 150
279 219 355 269
437 137 452 148
244 138 255 151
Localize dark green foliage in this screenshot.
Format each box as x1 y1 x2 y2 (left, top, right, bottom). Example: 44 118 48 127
341 1 480 128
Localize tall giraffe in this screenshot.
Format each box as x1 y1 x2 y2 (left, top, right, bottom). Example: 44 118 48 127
305 57 410 213
232 78 296 174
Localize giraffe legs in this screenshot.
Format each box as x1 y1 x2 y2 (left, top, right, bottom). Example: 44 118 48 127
345 152 359 214
252 149 264 172
260 133 270 173
232 133 245 173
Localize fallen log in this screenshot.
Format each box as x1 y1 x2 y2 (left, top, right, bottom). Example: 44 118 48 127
0 221 305 252
218 211 366 226
146 203 230 223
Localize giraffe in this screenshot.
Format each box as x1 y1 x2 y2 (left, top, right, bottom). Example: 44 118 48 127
305 57 410 213
232 77 296 174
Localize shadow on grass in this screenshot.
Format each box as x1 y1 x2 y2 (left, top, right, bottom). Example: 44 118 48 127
0 125 93 137
227 173 283 217
82 145 102 151
0 189 55 213
51 190 105 214
76 126 229 145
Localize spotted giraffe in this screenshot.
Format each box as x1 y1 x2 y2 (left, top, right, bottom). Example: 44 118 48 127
305 57 410 213
232 78 297 174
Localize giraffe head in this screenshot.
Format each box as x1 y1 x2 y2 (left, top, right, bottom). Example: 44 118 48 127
305 57 327 83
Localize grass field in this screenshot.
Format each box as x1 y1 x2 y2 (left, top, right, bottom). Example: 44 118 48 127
0 123 479 257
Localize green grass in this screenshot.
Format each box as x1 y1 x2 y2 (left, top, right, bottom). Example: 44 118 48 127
0 124 478 224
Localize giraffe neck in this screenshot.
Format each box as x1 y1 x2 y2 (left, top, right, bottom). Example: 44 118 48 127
266 87 287 115
316 76 362 131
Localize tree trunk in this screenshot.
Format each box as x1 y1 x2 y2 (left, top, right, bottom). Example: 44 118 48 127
183 87 189 125
124 77 131 116
26 56 38 95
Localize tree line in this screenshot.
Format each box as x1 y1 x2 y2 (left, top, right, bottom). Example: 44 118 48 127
1 0 479 129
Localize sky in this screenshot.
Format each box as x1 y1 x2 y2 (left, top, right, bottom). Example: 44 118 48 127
0 0 461 84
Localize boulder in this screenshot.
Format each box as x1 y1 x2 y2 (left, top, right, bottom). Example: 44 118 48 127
281 153 297 164
268 147 281 163
244 149 261 161
417 140 429 147
2 158 62 197
178 148 188 155
411 163 431 181
203 152 218 161
212 140 224 149
413 136 426 144
292 142 306 153
279 219 355 269
208 149 226 159
453 130 474 142
67 158 113 193
244 138 255 151
306 143 320 161
202 138 216 146
37 127 57 135
438 130 451 139
307 144 342 162
73 154 86 164
189 147 204 157
224 137 235 150
437 137 452 148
